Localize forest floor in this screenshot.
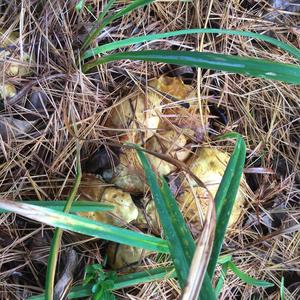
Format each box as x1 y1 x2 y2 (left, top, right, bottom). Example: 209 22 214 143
0 1 299 299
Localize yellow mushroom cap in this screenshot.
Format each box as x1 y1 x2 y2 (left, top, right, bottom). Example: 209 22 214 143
178 148 247 229
145 130 190 176
0 31 33 77
78 173 106 202
150 76 194 100
136 199 160 235
1 51 33 77
105 86 161 143
104 75 206 144
0 83 16 99
106 243 150 270
0 30 18 46
102 149 146 194
78 186 139 226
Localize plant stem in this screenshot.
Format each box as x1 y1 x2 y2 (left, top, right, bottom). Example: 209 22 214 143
45 144 82 300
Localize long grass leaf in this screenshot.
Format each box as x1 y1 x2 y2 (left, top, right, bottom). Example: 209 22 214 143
0 201 114 213
215 262 229 298
217 254 232 265
227 261 274 288
280 276 285 300
28 267 176 300
82 50 300 84
113 266 175 290
136 148 192 285
136 147 216 300
207 136 246 277
28 255 239 299
161 178 215 300
82 28 300 60
97 0 117 23
0 201 169 253
81 0 154 50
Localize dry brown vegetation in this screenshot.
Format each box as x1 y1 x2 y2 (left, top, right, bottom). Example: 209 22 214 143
0 0 299 299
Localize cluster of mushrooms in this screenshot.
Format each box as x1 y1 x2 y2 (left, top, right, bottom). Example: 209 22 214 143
1 30 249 270
78 76 249 270
0 31 248 270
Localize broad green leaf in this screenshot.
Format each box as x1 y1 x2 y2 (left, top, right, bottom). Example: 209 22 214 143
0 201 169 253
228 261 274 288
0 200 114 213
82 28 300 60
27 266 176 300
136 147 216 300
81 0 154 50
207 136 246 277
82 50 300 85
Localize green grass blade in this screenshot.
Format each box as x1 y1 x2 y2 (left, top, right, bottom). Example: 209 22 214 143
280 276 285 300
45 145 82 300
81 0 154 51
97 0 117 24
75 0 86 12
215 262 229 298
207 136 246 278
0 201 169 253
0 201 114 213
28 256 235 300
82 50 300 85
227 261 274 288
136 148 193 286
27 267 176 300
82 28 300 60
113 266 175 290
217 254 233 265
159 179 197 285
161 178 216 300
136 147 216 300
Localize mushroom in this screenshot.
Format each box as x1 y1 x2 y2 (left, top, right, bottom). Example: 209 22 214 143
155 76 209 140
102 149 146 194
0 82 16 99
78 186 139 227
78 173 107 202
105 84 162 143
135 199 160 235
145 130 191 176
106 243 150 270
178 148 247 229
0 30 33 77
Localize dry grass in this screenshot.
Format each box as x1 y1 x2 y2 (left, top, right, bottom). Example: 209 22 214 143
0 0 299 299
